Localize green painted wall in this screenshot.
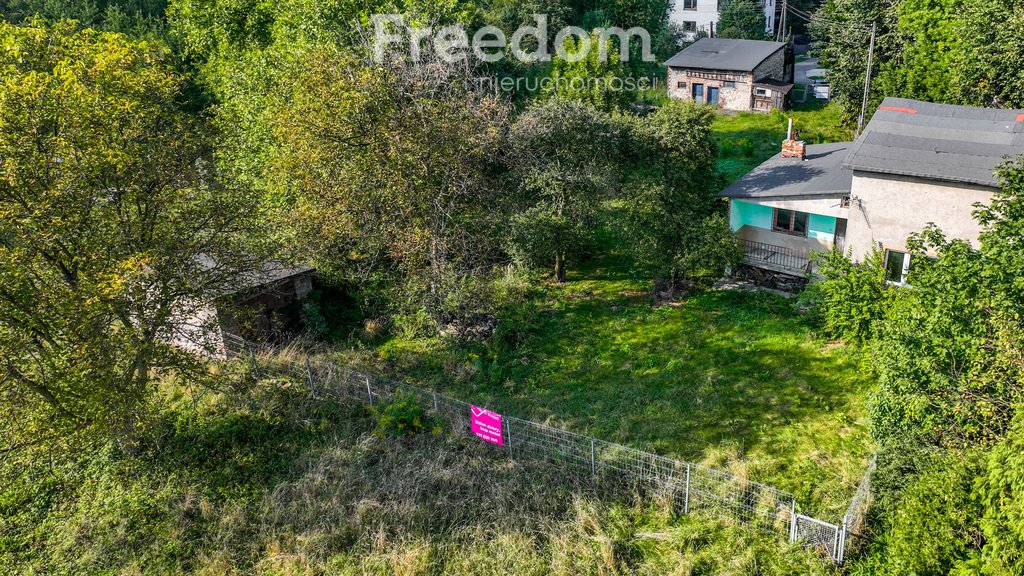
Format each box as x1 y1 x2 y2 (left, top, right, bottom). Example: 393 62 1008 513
808 214 837 242
730 200 838 243
729 200 774 231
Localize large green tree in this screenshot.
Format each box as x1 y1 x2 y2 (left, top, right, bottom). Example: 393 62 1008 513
543 31 631 112
1 0 168 36
506 99 619 282
0 20 265 451
245 45 511 325
618 101 740 289
718 0 768 39
813 0 1024 121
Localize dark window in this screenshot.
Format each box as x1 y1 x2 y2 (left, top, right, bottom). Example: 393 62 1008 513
677 81 687 88
682 20 697 32
885 250 912 284
773 209 810 237
681 0 698 10
723 81 736 89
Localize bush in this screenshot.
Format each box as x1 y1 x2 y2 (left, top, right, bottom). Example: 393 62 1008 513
372 392 441 438
961 409 1024 575
805 249 893 344
858 449 983 576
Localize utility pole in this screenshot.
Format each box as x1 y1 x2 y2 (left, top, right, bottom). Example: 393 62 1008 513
856 21 877 138
778 0 788 42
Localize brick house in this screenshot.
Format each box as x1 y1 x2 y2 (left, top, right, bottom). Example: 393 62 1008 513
666 38 794 113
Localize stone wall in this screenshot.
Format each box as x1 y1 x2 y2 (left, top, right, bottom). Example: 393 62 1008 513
667 67 754 112
752 48 786 82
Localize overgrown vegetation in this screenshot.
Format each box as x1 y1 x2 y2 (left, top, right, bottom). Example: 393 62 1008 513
335 260 875 518
5 0 1024 573
0 378 837 575
810 160 1024 574
813 0 1024 121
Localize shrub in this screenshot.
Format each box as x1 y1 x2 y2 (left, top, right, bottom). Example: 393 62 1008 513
806 249 892 344
876 452 982 576
855 444 984 576
962 409 1024 575
372 392 441 438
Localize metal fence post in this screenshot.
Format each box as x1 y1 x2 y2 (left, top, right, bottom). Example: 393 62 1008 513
684 463 691 514
789 499 798 543
505 419 513 456
838 514 848 563
833 521 842 562
432 391 439 412
365 375 374 407
590 439 597 476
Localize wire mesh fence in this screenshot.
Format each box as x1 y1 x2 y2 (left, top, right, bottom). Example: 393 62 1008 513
222 333 867 563
838 455 876 561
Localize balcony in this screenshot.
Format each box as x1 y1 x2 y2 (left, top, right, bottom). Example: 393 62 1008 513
740 239 811 276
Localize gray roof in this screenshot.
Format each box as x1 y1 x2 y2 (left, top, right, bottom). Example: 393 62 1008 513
665 38 787 72
196 254 314 295
843 97 1024 188
719 142 854 199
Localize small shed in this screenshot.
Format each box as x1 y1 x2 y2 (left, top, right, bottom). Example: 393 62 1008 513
666 38 794 113
170 258 315 358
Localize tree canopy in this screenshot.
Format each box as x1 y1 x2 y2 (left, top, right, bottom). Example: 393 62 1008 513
0 19 265 450
813 0 1024 120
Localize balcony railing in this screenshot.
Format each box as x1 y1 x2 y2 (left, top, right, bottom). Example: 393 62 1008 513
740 239 810 274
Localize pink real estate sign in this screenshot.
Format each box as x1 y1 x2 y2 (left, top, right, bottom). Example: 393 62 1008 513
470 406 504 446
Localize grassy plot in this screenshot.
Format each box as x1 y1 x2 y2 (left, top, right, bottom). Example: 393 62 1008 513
0 381 836 575
347 261 875 518
713 100 853 185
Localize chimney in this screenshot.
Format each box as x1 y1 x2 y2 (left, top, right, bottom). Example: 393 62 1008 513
781 117 806 160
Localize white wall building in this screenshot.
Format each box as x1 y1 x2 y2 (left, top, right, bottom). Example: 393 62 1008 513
718 98 1024 284
669 0 777 41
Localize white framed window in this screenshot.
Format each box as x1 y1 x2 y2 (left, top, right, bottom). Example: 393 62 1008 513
681 0 698 10
755 88 769 96
884 250 912 285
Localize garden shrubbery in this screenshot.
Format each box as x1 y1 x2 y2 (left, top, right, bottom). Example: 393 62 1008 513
810 160 1024 574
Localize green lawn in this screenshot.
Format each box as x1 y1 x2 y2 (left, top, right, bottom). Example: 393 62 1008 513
713 100 853 185
338 259 875 518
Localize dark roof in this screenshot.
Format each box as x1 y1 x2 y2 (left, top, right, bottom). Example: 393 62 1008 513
665 38 787 72
719 142 854 199
843 97 1024 188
